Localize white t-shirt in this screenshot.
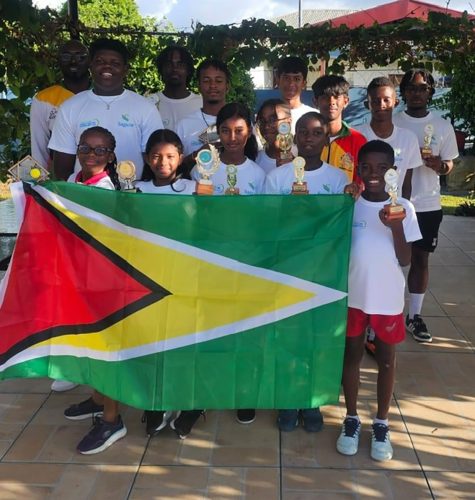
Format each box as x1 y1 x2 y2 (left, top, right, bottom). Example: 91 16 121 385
393 111 458 212
256 150 278 174
356 123 422 196
66 172 115 190
49 89 164 179
176 109 217 156
136 178 195 195
191 158 265 195
147 91 202 132
290 103 315 133
264 161 348 195
349 196 422 315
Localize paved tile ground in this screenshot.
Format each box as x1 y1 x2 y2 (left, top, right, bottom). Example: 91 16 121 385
0 215 474 499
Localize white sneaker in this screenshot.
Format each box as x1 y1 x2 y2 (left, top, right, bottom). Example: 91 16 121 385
51 380 78 392
371 423 393 461
336 417 361 456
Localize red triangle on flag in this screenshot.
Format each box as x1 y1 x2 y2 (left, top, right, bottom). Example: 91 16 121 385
0 191 168 361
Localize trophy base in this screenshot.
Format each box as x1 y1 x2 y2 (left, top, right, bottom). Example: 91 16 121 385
421 147 433 160
383 203 405 221
280 152 293 161
122 188 137 193
195 182 214 195
225 187 240 195
292 182 309 195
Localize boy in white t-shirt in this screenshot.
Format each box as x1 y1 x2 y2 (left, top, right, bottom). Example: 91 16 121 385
357 77 422 199
336 140 421 462
394 69 458 343
265 111 358 433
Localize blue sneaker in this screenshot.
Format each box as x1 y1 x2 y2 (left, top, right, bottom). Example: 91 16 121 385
277 410 299 432
301 408 324 432
77 415 127 455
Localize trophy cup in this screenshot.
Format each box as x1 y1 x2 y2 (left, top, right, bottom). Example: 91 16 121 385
8 155 49 182
225 164 239 195
277 122 293 162
383 168 405 220
116 160 136 192
291 156 309 195
198 124 220 146
421 124 434 159
194 144 220 195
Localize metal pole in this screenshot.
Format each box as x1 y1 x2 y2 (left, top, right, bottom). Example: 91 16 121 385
298 0 302 28
68 0 80 39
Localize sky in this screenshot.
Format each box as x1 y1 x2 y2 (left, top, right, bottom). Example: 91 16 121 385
34 0 474 31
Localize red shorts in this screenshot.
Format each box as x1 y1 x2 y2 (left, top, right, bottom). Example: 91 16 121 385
347 307 405 344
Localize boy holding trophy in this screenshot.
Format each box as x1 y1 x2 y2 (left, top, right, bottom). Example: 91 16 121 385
336 140 421 462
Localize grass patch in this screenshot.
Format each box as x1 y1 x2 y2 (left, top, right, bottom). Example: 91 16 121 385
441 193 474 215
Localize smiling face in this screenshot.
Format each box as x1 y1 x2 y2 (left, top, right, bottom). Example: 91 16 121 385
295 116 328 160
58 40 89 81
90 49 128 96
146 142 183 185
277 72 306 103
77 130 115 176
358 151 395 201
367 86 398 123
218 116 251 156
315 93 348 122
258 104 291 146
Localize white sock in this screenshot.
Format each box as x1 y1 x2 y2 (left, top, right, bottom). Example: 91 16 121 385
408 293 425 319
373 417 388 426
346 414 359 422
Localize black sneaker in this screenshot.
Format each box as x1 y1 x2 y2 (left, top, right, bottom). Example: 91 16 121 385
77 415 127 455
301 408 324 432
170 410 204 439
64 397 104 421
406 314 432 343
141 410 172 437
236 409 256 424
277 410 299 432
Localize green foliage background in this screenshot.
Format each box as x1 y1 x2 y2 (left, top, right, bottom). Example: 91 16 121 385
1 0 474 178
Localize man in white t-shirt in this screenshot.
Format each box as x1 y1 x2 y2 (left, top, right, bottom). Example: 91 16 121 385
50 38 163 180
275 56 314 133
357 77 422 199
176 59 230 175
394 69 458 343
147 45 202 132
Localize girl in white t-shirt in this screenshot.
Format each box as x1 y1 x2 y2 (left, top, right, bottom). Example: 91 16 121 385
137 129 203 439
255 98 292 173
66 126 120 190
192 102 266 195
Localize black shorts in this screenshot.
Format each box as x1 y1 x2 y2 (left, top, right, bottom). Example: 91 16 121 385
413 209 443 253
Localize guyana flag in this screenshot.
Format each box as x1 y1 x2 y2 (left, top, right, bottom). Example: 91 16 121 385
0 181 353 410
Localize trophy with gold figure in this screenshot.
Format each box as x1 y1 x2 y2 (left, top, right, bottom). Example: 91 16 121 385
225 164 239 195
8 155 49 182
421 124 434 159
383 168 405 220
291 156 309 195
116 160 136 192
276 122 293 162
194 144 220 195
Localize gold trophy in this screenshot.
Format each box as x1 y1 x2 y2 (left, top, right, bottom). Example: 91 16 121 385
116 160 136 192
291 156 309 195
277 122 293 162
225 164 239 195
421 124 434 159
194 144 220 195
8 155 49 182
383 168 405 220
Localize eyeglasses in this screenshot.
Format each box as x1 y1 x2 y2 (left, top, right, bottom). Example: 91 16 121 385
405 85 431 94
77 145 113 156
59 52 89 63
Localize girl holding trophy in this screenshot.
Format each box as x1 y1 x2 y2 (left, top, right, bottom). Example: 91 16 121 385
191 102 266 196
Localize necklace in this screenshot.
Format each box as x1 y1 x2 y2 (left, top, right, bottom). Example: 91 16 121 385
93 92 124 110
201 109 212 127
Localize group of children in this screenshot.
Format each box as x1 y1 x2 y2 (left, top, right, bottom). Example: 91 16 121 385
57 66 457 463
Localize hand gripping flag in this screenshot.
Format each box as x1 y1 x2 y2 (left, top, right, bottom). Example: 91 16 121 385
0 182 353 410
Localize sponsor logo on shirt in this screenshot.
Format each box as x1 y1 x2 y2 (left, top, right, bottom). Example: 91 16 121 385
353 220 367 228
80 119 100 128
118 114 134 128
49 109 57 120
